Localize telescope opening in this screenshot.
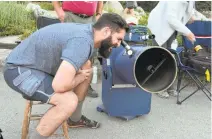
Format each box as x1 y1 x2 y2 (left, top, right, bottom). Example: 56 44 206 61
135 48 177 93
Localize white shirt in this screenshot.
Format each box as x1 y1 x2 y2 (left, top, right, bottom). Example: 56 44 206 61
147 1 195 46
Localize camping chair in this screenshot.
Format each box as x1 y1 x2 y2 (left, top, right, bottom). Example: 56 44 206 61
169 21 212 104
168 47 211 105
170 21 211 104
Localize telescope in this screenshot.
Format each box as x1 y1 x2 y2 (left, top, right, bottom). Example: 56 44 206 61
97 26 177 120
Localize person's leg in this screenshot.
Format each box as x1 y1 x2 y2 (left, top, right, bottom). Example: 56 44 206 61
3 66 78 138
73 60 92 101
36 91 78 136
125 1 136 15
81 16 99 98
128 8 135 16
123 8 129 14
65 12 93 24
157 32 178 98
87 49 99 98
165 32 178 96
68 60 100 128
65 12 98 98
151 40 169 98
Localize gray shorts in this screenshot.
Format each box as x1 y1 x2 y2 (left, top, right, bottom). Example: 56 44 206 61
64 12 95 24
126 1 137 9
4 65 54 103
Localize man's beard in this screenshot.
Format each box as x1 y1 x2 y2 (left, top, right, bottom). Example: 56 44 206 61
99 36 113 58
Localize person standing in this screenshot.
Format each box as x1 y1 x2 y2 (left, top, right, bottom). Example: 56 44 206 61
148 1 196 98
53 1 104 98
124 1 138 16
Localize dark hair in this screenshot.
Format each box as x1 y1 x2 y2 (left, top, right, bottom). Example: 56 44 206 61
93 13 129 33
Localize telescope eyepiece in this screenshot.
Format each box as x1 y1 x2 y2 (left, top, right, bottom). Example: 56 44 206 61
121 41 135 56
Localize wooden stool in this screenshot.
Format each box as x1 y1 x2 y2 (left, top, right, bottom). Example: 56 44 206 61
21 100 70 139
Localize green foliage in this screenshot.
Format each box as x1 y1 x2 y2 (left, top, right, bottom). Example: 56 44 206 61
35 2 54 11
176 35 183 46
196 1 211 12
103 6 121 14
0 2 36 39
138 13 149 26
119 1 126 8
137 1 211 13
137 1 159 12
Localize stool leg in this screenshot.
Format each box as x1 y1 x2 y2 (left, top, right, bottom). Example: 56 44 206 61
62 122 70 139
21 101 32 139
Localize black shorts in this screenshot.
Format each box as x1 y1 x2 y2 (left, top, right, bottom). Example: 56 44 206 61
4 65 54 103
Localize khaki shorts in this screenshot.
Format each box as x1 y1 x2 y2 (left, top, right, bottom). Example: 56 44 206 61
64 12 95 24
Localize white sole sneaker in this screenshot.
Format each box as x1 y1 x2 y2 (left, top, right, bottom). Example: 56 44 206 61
157 91 169 98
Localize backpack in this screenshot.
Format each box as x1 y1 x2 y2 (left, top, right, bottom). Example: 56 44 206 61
187 46 211 75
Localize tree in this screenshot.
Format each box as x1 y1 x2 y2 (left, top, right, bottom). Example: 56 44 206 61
136 1 211 12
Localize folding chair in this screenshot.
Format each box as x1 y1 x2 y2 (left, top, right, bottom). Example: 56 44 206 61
168 47 211 104
168 21 211 104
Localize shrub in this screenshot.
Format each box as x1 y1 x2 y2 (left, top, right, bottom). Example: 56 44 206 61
0 2 36 39
137 1 211 12
138 13 149 26
176 35 183 46
34 2 54 11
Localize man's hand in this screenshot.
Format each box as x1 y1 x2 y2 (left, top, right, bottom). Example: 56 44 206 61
186 32 196 43
95 14 101 21
187 16 195 24
52 1 65 22
56 8 65 22
75 68 92 86
95 1 103 21
77 68 93 80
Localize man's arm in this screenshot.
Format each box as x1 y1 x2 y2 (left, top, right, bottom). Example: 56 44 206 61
52 60 90 93
166 1 195 42
166 2 191 36
52 1 65 22
53 37 92 93
95 1 103 21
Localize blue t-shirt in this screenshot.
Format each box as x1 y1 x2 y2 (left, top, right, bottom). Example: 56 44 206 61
6 23 94 76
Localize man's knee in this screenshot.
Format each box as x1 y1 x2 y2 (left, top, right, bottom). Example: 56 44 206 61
49 91 78 114
81 60 92 69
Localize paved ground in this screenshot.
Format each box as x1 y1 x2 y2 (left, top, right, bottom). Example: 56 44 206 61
0 36 211 139
0 69 211 139
0 36 19 68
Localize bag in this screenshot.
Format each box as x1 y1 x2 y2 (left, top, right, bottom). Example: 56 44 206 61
124 25 149 42
187 46 211 74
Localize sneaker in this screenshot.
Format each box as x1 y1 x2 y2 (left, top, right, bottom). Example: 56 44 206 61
167 90 178 97
157 91 169 98
87 85 98 98
67 115 100 129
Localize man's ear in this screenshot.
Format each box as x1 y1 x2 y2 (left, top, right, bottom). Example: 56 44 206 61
102 27 111 38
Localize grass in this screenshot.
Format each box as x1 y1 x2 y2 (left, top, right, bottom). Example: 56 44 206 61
138 13 149 26
33 2 54 11
0 2 183 43
0 2 36 39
